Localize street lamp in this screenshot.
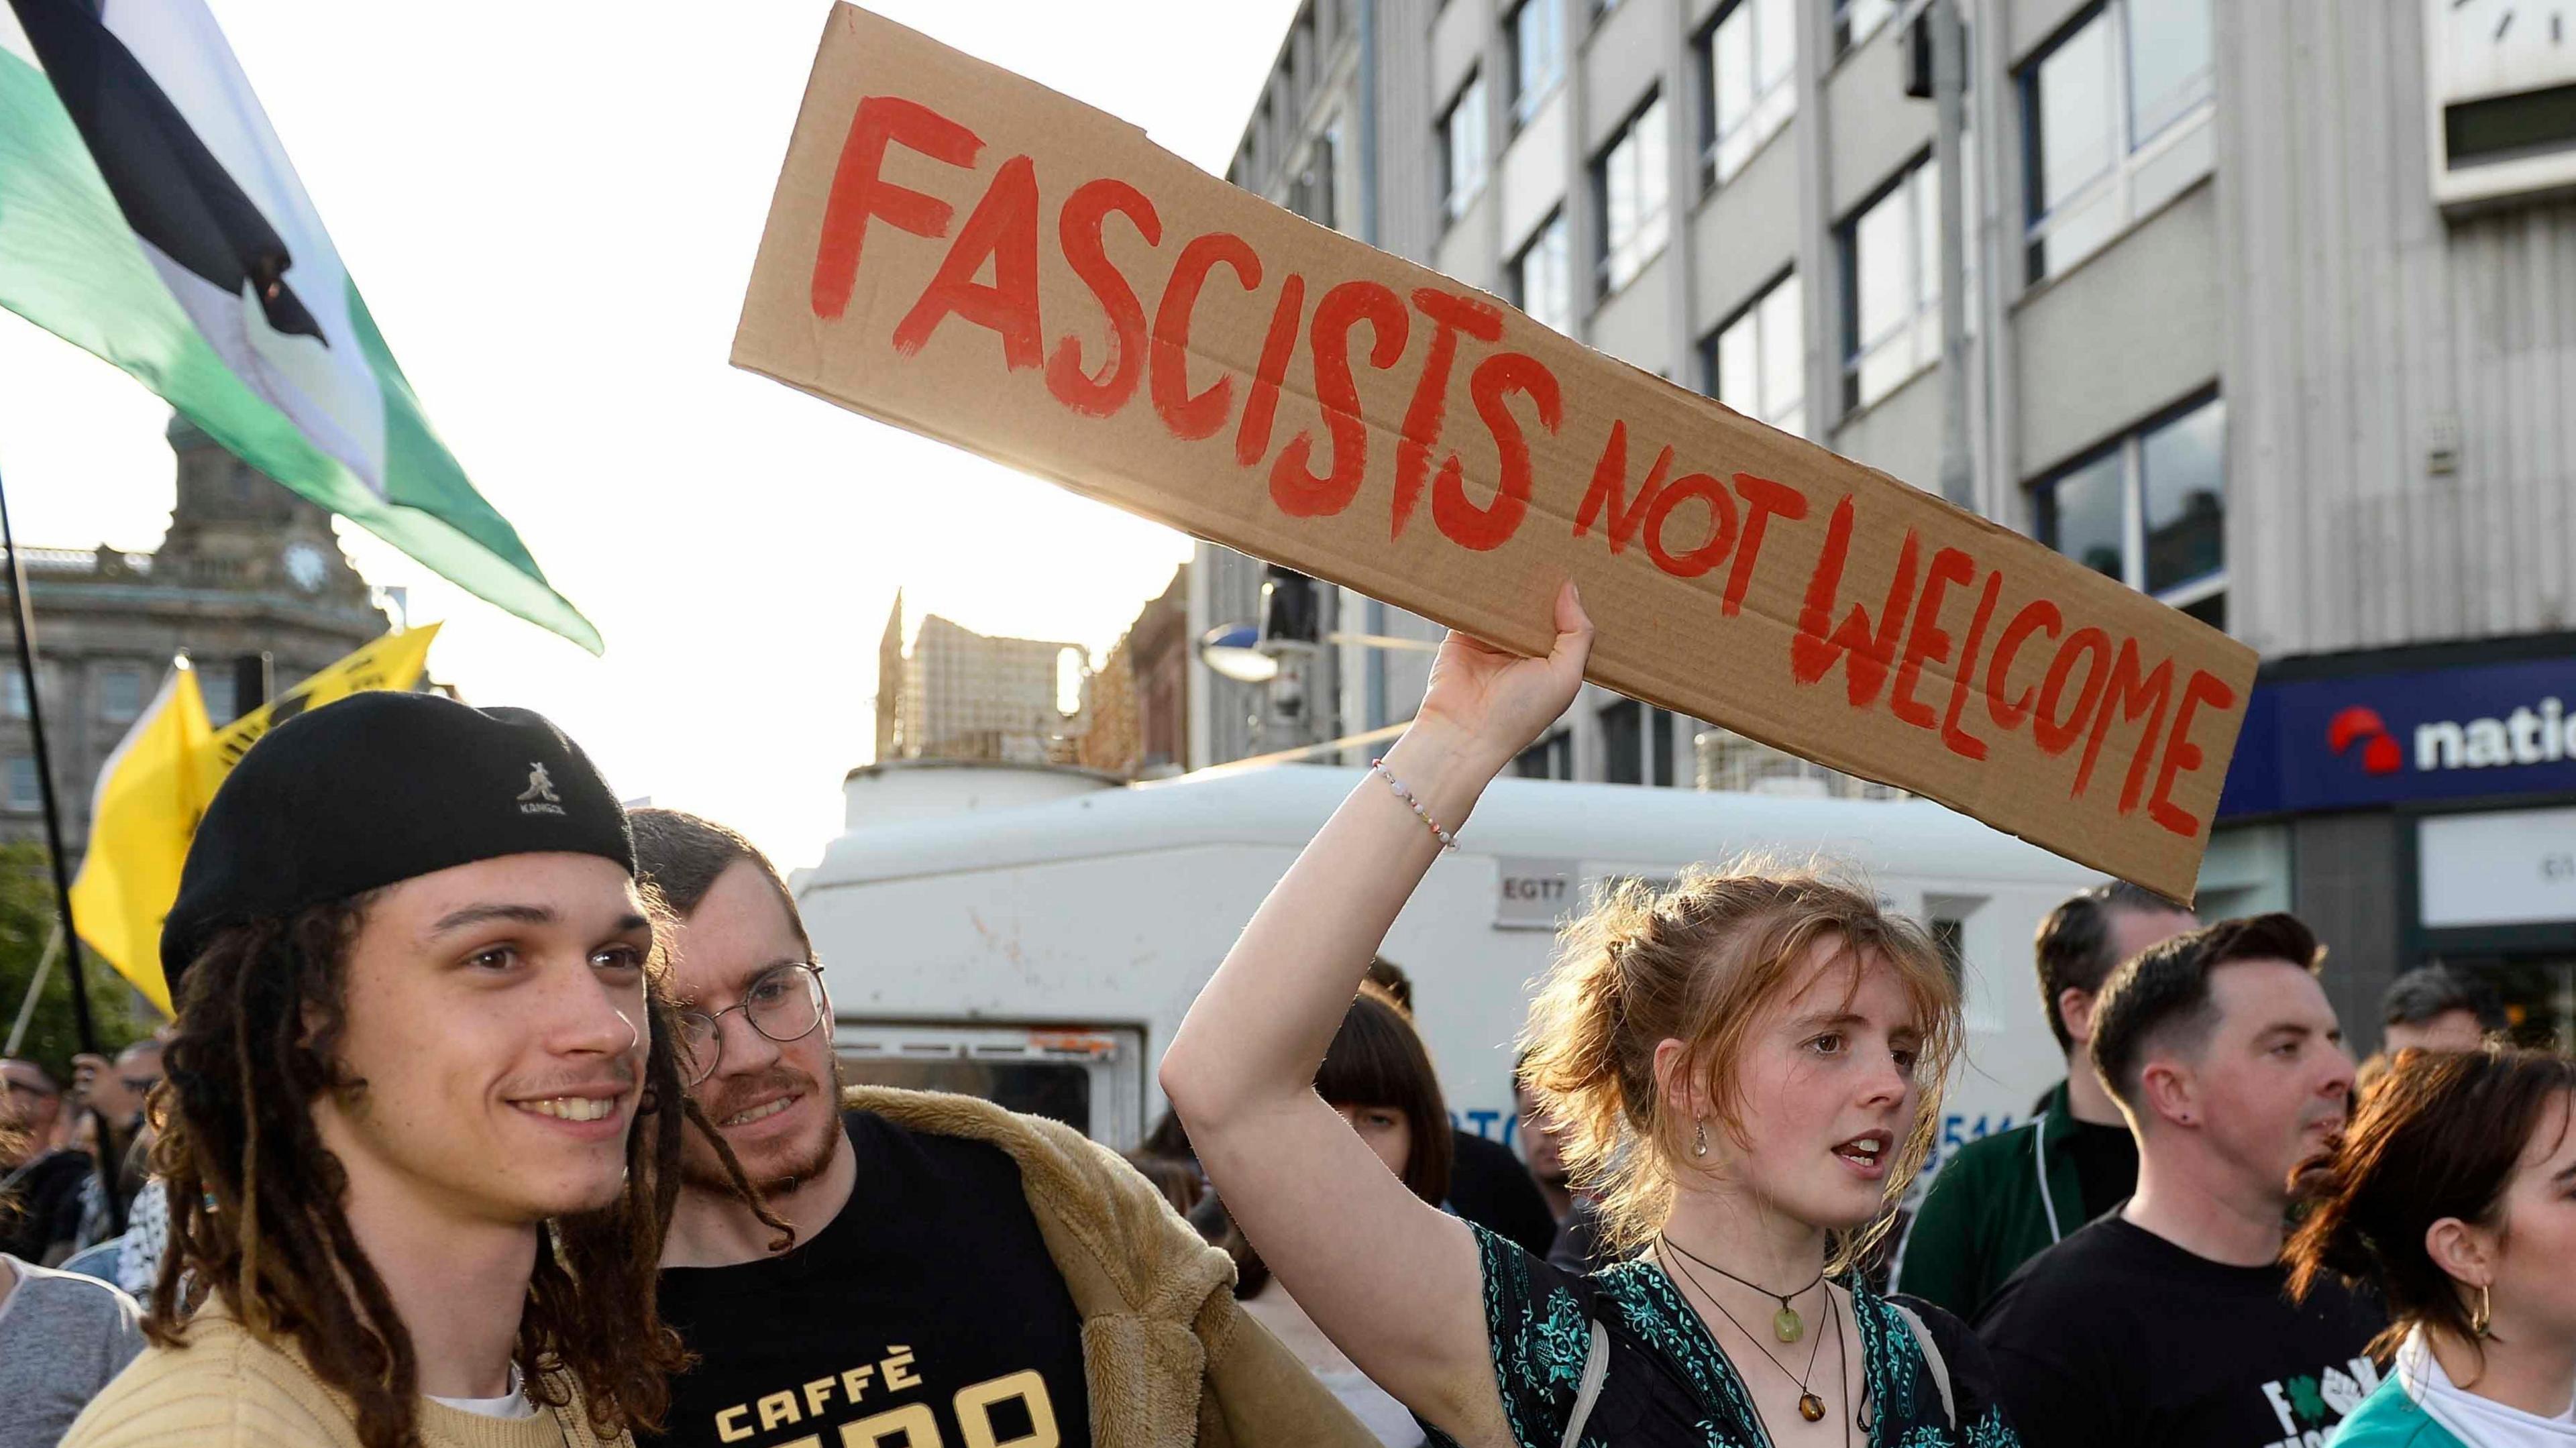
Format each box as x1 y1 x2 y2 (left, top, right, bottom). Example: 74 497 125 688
1197 565 1324 697
1197 623 1279 684
1196 565 1450 759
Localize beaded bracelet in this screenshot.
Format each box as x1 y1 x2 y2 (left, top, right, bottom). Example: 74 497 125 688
1371 758 1459 850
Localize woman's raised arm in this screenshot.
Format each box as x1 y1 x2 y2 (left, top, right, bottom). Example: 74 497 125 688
1159 582 1593 1447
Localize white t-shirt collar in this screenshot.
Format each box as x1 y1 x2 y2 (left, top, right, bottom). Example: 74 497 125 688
2399 1326 2576 1447
424 1359 539 1421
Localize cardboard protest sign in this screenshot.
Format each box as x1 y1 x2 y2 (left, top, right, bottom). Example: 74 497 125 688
734 4 2257 901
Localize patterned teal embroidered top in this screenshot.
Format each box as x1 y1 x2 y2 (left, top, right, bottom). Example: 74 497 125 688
1431 1223 2022 1448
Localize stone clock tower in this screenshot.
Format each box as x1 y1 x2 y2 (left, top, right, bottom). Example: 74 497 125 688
152 416 375 612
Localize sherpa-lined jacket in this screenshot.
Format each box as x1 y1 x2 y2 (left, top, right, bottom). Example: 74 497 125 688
845 1085 1381 1448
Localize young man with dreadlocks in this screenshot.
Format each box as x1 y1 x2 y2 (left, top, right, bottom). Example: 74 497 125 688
627 808 1377 1448
61 693 726 1448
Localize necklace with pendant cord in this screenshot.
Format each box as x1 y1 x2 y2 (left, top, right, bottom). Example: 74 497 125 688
1658 1229 1825 1343
1828 1287 1854 1448
1658 1238 1836 1430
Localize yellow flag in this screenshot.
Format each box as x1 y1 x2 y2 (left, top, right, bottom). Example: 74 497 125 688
69 659 214 1015
192 623 441 803
72 625 441 1015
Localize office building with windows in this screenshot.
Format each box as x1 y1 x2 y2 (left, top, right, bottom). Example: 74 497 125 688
879 596 1093 767
1212 0 2576 1046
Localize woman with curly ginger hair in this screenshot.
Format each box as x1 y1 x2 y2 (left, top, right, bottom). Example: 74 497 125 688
60 693 767 1448
1163 586 2021 1448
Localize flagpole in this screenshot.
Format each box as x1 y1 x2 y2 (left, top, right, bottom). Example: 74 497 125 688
3 924 62 1057
0 461 97 1056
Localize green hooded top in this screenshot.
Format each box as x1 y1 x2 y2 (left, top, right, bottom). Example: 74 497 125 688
1887 1079 2093 1321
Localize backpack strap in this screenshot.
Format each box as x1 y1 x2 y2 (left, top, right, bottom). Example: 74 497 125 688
1556 1319 1611 1448
1888 1300 1956 1429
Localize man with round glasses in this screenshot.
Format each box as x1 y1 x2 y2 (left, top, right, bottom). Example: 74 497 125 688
630 808 1373 1448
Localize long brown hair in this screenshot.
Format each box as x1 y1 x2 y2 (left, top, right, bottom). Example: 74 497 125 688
1518 864 1960 1266
2286 1045 2576 1363
147 894 771 1448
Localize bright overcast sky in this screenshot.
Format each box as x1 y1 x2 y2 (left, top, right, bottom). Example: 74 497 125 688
0 0 1301 871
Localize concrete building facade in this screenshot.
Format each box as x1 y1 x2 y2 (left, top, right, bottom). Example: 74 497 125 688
0 416 386 858
1205 0 2576 1049
1079 564 1190 780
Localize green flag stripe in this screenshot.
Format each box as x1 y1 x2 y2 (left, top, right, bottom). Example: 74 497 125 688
0 48 601 654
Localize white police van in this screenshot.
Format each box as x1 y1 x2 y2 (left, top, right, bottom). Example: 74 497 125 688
795 758 2100 1174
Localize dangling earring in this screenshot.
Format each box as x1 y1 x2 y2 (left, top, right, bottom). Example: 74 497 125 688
1693 1120 1709 1158
2472 1282 2493 1339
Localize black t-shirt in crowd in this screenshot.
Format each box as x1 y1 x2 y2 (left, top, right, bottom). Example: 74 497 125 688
1446 1127 1560 1259
644 1111 1092 1448
0 1149 91 1263
1976 1213 2385 1448
2064 1117 2140 1222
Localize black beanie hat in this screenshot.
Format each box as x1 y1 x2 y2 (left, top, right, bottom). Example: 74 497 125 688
160 691 635 995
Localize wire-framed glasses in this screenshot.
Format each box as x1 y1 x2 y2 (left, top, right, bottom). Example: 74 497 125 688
675 962 827 1087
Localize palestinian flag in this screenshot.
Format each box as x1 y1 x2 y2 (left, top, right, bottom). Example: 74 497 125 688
0 0 600 653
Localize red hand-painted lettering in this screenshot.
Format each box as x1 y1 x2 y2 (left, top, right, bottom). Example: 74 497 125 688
1791 496 1921 710
1270 280 1407 517
1395 290 1506 539
1939 570 2005 761
813 97 981 321
1986 600 2062 732
1152 233 1263 440
1723 474 1808 618
2147 669 2237 838
1235 275 1309 466
1643 474 1739 579
1430 352 1560 551
1047 178 1162 416
2074 636 2174 813
1572 422 1671 553
1890 548 1976 730
892 153 1044 367
2033 627 2109 756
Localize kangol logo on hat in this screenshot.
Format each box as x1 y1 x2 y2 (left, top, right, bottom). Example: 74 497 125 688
160 692 636 996
517 762 566 816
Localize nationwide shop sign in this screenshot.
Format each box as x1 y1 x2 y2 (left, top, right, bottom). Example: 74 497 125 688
2219 653 2576 818
733 5 2259 901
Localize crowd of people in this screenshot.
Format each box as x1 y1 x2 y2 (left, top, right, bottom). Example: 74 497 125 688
0 591 2569 1448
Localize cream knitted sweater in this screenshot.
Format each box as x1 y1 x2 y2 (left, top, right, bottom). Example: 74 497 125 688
58 1309 630 1448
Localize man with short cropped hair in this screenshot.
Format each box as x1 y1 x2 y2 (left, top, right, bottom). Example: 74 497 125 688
1890 881 2197 1317
2378 962 2502 1054
631 807 1372 1448
1976 913 2385 1448
2352 962 2509 1098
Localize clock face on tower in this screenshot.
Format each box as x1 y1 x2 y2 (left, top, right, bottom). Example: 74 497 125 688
282 541 329 594
2426 0 2576 206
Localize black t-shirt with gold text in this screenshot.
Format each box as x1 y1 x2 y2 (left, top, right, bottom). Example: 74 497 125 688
644 1111 1091 1448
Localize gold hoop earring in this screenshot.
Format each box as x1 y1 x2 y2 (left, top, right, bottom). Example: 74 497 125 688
2473 1282 2493 1339
1693 1121 1709 1158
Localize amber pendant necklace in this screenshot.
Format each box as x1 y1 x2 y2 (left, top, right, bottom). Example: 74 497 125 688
1658 1238 1832 1424
1659 1231 1823 1343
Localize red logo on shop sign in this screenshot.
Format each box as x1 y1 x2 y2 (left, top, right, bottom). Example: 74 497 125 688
2328 706 2402 775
